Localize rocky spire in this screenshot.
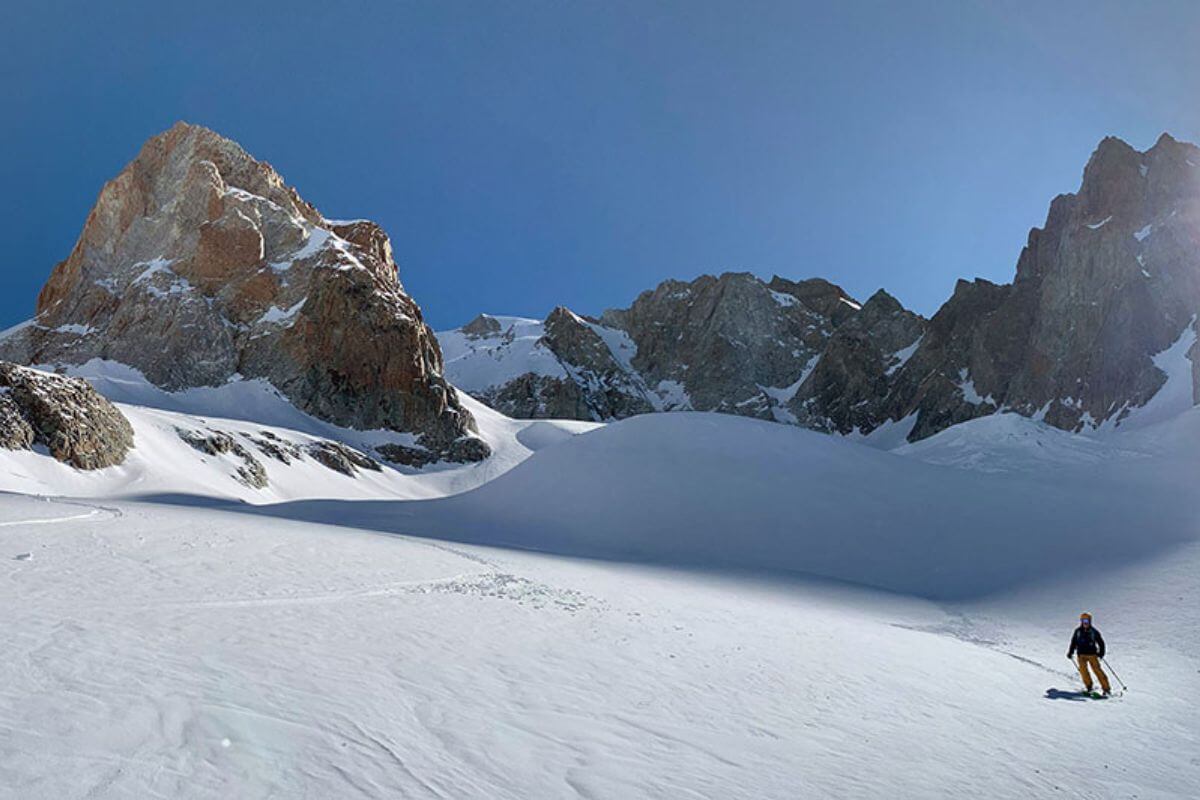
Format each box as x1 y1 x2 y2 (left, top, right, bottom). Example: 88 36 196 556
881 133 1200 437
2 122 486 460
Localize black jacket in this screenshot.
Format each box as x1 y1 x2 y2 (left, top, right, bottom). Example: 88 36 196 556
1068 625 1105 658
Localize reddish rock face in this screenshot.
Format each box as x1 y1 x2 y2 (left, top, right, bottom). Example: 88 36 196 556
193 206 265 288
2 122 486 460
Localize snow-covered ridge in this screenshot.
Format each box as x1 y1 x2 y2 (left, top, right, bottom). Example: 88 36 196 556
436 312 665 420
0 359 599 503
437 315 569 392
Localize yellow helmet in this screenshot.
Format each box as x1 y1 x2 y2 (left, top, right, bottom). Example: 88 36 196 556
1080 612 1092 622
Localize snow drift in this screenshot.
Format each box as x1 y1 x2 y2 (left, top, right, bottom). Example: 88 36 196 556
223 409 1200 600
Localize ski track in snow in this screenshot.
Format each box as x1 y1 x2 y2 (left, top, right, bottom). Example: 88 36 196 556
0 490 1196 798
0 495 123 528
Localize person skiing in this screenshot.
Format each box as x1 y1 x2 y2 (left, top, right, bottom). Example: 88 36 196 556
1068 612 1110 696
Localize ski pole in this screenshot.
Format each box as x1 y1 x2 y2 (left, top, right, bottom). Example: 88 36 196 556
1100 657 1127 691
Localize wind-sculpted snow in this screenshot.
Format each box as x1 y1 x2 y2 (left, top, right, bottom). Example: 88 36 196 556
239 410 1200 600
2 394 1198 797
2 482 1197 797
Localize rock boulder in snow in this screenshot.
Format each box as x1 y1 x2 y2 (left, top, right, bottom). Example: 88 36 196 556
0 362 133 469
306 440 382 476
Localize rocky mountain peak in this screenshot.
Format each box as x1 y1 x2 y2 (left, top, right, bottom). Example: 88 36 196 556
461 313 504 339
856 289 907 318
767 275 860 324
886 132 1200 438
1079 135 1146 221
2 123 487 462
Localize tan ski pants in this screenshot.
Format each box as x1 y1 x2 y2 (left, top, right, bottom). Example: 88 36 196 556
1076 654 1110 692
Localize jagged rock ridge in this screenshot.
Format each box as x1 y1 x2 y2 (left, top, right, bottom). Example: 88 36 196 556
439 273 927 429
440 133 1200 442
0 122 487 463
886 133 1200 439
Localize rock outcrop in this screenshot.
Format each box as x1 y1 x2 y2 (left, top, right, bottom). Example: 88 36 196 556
304 440 383 476
440 133 1200 443
437 312 656 422
789 289 926 433
174 423 420 488
0 362 134 469
600 274 858 416
0 122 487 461
177 428 270 488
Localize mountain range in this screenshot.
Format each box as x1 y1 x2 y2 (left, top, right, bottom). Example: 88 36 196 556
2 124 1198 477
439 133 1200 442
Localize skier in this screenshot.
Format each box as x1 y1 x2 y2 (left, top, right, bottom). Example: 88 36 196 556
1067 612 1110 696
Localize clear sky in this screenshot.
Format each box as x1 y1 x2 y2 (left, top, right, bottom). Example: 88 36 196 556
3 1 1199 331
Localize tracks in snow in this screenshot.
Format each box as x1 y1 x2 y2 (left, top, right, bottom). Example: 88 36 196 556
0 495 124 528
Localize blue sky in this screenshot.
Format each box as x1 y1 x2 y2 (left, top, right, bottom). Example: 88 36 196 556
3 1 1199 330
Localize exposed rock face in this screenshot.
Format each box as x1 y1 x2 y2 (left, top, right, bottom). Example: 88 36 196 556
482 373 594 420
437 313 655 422
305 440 383 476
0 392 37 451
376 436 492 468
789 289 925 433
0 362 134 469
881 278 1012 440
1 122 487 461
540 307 655 419
601 274 857 416
882 133 1200 439
177 428 269 489
440 134 1200 442
440 273 908 425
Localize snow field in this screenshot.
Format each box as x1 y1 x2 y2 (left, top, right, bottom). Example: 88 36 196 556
0 365 1198 797
1 494 1195 798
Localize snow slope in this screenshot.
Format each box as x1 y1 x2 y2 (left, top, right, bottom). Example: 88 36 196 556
0 485 1196 798
254 410 1200 600
893 411 1150 472
437 316 569 393
0 360 599 503
1 366 1199 797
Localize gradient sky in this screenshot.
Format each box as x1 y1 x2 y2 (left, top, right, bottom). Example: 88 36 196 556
3 1 1199 331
